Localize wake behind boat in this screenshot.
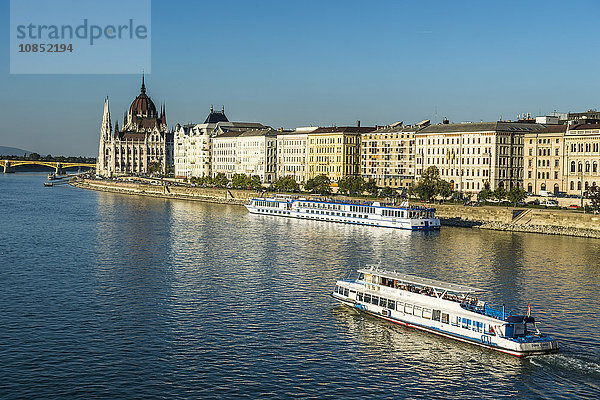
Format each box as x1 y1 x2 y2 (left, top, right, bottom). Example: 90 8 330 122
245 195 440 230
331 266 559 357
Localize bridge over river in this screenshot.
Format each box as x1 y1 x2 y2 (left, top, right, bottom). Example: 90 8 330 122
1 160 96 174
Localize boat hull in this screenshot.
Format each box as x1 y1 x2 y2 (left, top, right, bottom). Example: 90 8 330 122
332 295 559 357
245 205 440 231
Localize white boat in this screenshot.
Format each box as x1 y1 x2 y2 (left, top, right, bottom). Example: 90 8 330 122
331 266 559 357
245 196 440 230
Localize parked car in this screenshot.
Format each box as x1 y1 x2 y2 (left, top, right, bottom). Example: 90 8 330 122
569 204 579 209
542 199 559 207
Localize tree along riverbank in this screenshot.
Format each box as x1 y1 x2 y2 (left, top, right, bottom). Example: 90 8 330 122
71 178 600 238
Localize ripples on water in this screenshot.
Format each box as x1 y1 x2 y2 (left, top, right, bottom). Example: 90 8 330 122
0 174 599 399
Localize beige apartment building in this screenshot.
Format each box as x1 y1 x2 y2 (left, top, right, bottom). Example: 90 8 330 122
415 122 543 195
360 122 424 189
564 123 600 196
523 125 566 195
276 128 316 183
306 126 374 183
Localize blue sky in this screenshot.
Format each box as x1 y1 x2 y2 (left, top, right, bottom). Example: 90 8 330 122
1 0 599 156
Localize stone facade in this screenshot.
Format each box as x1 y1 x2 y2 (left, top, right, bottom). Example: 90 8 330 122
306 126 374 183
97 76 172 177
276 128 314 183
415 122 543 194
360 122 424 190
523 125 566 195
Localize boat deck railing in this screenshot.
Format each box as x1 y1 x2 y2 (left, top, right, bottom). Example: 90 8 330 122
460 302 514 320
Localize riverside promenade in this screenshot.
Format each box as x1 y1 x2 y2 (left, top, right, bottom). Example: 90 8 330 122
71 178 600 238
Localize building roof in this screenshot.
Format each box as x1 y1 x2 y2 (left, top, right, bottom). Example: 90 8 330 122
310 126 376 134
568 123 600 131
418 121 544 134
531 124 567 134
238 128 278 137
215 131 242 139
204 106 229 124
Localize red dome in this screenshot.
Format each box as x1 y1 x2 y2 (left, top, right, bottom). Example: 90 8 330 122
129 75 158 118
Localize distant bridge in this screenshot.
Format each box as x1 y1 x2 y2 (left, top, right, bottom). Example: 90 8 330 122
0 159 96 174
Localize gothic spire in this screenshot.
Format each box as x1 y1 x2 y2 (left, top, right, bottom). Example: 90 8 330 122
141 72 146 94
101 96 112 137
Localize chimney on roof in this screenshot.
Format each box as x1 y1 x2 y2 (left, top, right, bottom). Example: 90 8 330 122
357 120 361 127
443 117 449 124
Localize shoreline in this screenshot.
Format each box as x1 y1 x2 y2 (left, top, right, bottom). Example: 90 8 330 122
71 178 600 239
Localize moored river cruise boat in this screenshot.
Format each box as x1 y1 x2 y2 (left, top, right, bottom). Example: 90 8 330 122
245 196 440 230
331 266 559 357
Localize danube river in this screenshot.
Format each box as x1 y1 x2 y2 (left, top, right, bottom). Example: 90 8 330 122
1 173 599 399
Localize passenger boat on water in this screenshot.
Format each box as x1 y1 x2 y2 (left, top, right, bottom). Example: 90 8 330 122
245 196 440 230
331 266 559 356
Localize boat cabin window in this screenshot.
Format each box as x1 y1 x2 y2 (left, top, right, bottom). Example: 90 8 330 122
422 308 432 319
404 303 413 314
358 273 365 281
379 297 387 308
441 313 449 324
387 300 395 310
371 295 379 305
396 301 404 311
432 310 441 321
364 294 371 303
343 288 349 297
357 292 363 301
461 318 471 329
413 305 422 317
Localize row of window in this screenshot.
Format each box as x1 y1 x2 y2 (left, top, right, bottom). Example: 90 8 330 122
334 286 495 335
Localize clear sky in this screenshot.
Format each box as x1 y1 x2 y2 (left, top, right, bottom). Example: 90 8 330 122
1 0 599 156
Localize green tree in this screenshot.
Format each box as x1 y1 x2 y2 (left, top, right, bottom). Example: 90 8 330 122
148 161 162 175
380 186 397 198
584 184 600 211
493 187 507 201
477 188 492 202
507 187 527 206
250 175 262 190
363 179 379 195
436 180 453 200
338 175 365 195
232 173 250 188
273 175 300 192
413 166 440 201
213 172 229 188
28 152 41 161
305 174 331 195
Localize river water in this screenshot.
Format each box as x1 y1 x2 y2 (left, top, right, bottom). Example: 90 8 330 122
1 173 599 399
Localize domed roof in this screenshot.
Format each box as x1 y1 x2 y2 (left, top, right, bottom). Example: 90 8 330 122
129 75 158 118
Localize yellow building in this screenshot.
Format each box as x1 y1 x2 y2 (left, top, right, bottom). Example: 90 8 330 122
307 126 374 182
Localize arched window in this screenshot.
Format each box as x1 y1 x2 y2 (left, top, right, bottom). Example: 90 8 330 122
528 183 533 193
585 182 589 190
570 181 574 190
578 163 583 173
586 163 591 173
594 162 598 173
554 184 560 194
578 181 582 190
541 183 546 191
571 161 576 173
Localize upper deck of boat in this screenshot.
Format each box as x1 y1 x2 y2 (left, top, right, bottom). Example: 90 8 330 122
358 265 483 294
254 195 435 211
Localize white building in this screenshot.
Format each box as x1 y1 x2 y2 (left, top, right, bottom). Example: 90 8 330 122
212 128 278 183
97 76 172 177
173 106 264 179
276 127 315 183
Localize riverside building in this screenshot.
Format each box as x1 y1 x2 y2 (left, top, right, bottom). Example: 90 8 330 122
564 123 600 196
173 106 265 179
360 121 428 190
211 128 278 183
276 127 317 184
415 121 543 195
306 126 375 183
97 76 172 177
523 124 566 195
